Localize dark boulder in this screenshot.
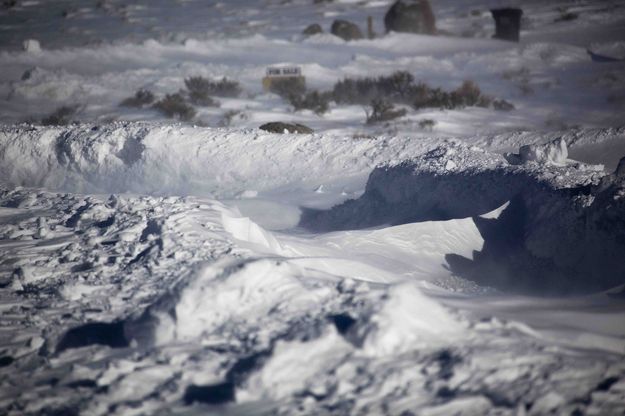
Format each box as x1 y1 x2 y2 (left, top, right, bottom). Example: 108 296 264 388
491 8 523 42
330 19 363 41
303 23 323 36
259 122 313 134
384 0 436 35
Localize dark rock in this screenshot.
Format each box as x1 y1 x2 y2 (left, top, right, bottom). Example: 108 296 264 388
491 8 523 42
331 19 363 41
303 23 323 36
384 0 437 35
259 122 313 134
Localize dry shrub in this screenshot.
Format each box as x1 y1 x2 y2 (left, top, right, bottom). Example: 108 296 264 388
120 88 155 107
41 105 80 126
366 98 407 124
184 76 239 106
185 76 241 98
332 71 415 105
268 77 307 99
333 72 509 111
418 118 437 130
289 90 332 115
153 93 196 121
269 77 331 115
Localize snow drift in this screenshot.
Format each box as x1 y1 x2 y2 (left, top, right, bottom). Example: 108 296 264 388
301 142 625 294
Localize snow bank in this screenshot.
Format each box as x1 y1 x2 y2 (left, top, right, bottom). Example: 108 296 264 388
0 123 438 198
1 124 620 199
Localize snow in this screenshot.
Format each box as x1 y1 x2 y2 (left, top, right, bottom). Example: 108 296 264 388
1 0 625 415
514 136 569 165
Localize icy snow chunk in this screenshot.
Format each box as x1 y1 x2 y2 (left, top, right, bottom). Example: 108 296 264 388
361 282 466 356
22 39 41 53
505 137 568 165
444 160 457 171
240 329 351 401
165 259 330 343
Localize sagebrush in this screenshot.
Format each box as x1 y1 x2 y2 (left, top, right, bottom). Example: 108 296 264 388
41 105 80 126
332 71 512 111
120 89 155 107
153 93 196 121
366 98 407 124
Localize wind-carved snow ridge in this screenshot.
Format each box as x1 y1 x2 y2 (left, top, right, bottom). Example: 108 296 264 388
301 141 625 294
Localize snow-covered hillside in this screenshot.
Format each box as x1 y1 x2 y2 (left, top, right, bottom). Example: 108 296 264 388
1 0 625 415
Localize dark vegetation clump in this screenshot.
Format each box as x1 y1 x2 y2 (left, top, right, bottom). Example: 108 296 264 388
289 90 332 115
185 76 241 99
2 0 18 9
492 98 515 111
446 80 492 109
268 77 307 100
41 105 80 126
153 93 196 121
405 78 491 110
332 71 416 105
332 71 511 112
554 7 578 22
202 77 242 98
270 71 511 118
184 76 220 106
366 98 407 124
120 88 155 108
418 118 437 130
269 77 331 115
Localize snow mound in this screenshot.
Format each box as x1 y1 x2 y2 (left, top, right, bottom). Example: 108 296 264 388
129 258 335 346
359 282 467 356
22 39 41 53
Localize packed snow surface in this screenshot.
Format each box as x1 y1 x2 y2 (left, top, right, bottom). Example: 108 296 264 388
1 0 625 415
